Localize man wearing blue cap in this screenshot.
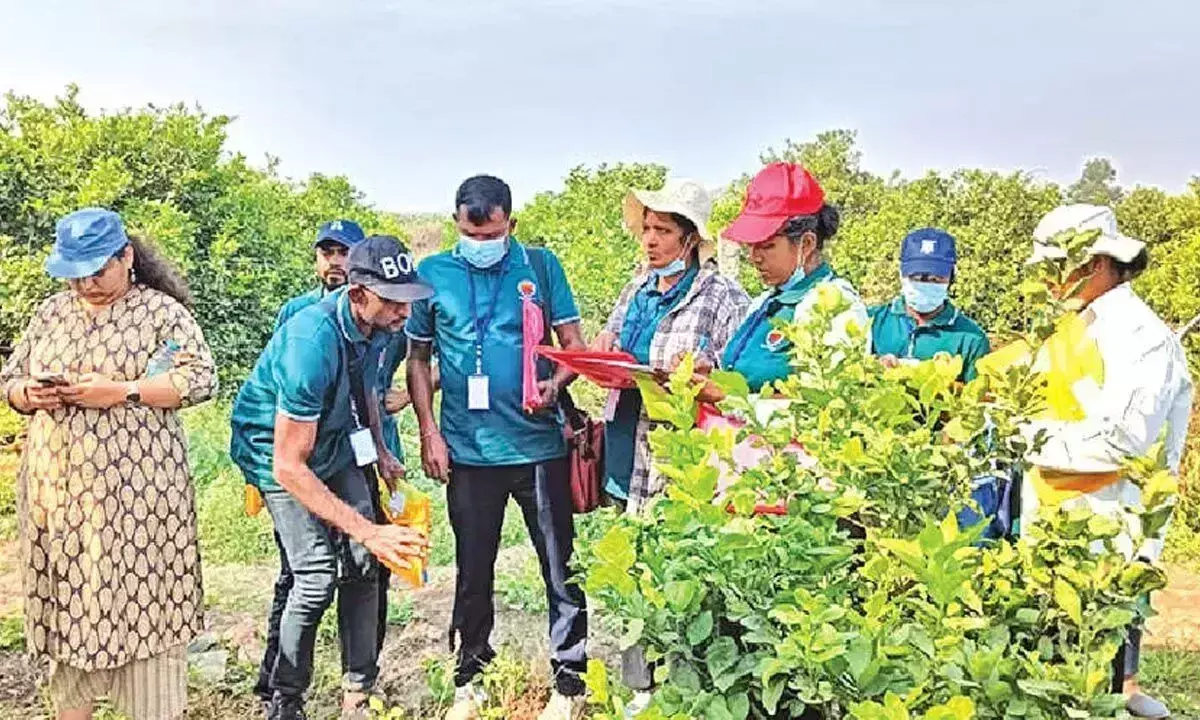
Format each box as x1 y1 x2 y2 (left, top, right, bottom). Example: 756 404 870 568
232 235 432 720
275 219 367 327
867 227 990 382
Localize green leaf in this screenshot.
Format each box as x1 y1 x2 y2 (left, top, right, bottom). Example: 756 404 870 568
670 662 703 694
687 611 714 646
1053 578 1083 625
594 526 636 571
619 618 645 650
846 636 872 682
710 370 750 400
761 675 786 715
728 692 750 720
664 580 699 612
705 696 733 720
582 659 610 705
705 637 739 678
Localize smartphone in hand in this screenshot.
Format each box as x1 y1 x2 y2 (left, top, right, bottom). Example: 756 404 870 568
33 372 70 387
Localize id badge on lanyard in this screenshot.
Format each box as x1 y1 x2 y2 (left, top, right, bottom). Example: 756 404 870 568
338 302 380 467
349 426 378 467
468 267 505 412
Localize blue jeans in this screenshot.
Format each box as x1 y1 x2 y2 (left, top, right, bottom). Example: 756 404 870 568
259 465 385 700
448 458 588 695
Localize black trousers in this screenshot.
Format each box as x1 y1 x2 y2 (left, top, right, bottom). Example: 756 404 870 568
447 458 588 694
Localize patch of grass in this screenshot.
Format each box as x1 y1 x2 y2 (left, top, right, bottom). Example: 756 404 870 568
1139 649 1200 717
387 592 418 628
496 555 548 614
0 448 16 541
0 611 24 651
196 467 276 565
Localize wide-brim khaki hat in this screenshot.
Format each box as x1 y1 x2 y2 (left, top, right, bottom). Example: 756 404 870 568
623 178 714 242
1027 204 1145 266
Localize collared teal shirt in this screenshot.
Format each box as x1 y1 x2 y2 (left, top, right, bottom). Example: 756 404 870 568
274 287 328 331
405 240 580 467
604 265 699 500
868 297 991 381
721 264 835 393
231 289 387 492
376 330 407 460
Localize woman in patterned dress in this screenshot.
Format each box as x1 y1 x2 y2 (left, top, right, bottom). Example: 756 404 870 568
1 208 217 720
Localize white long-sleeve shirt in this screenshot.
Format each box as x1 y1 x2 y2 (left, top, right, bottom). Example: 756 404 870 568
1024 283 1194 559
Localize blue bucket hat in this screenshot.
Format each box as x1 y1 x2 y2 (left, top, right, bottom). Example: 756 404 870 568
900 227 957 278
314 219 365 249
46 208 131 279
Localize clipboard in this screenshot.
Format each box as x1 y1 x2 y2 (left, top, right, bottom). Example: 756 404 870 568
534 347 655 389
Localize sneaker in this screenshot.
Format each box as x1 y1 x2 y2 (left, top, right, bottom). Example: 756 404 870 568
1127 692 1171 719
624 691 653 719
446 683 487 720
269 695 308 720
537 690 587 720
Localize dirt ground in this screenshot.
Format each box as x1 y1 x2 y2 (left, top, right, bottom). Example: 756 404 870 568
0 539 1195 719
0 543 619 719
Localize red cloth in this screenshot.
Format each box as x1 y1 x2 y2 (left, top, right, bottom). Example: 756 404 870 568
522 296 544 412
534 347 644 389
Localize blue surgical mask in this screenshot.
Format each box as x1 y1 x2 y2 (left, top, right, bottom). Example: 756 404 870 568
458 235 508 269
650 258 687 280
778 265 806 292
901 278 949 314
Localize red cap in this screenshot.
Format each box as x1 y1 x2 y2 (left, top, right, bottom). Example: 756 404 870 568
722 162 826 245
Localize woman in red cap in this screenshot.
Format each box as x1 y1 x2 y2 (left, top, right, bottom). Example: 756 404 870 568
714 162 868 398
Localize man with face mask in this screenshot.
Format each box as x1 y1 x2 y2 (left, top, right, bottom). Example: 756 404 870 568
406 175 589 720
276 219 367 328
868 228 990 382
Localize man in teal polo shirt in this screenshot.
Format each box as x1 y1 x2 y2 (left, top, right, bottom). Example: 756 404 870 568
232 235 432 720
406 175 589 720
868 227 990 381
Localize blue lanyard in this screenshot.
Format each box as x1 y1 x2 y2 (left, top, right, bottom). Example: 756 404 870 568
725 296 778 369
467 260 509 374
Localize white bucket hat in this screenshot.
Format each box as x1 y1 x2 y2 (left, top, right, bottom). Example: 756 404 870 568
1027 204 1145 265
622 178 714 242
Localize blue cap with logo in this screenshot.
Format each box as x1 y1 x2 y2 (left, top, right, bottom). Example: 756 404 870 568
46 208 131 279
315 219 365 249
900 228 957 278
348 235 434 303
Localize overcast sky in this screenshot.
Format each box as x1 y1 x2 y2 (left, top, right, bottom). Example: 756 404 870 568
2 0 1197 212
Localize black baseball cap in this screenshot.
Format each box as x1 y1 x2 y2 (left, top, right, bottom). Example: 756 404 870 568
347 235 434 302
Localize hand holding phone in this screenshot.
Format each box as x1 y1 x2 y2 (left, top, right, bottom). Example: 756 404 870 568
33 372 70 387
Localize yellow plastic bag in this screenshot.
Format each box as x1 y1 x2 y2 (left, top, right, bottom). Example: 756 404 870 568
380 481 432 588
244 484 264 517
978 313 1110 508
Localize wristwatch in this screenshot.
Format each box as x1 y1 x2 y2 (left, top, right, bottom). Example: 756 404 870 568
125 382 141 404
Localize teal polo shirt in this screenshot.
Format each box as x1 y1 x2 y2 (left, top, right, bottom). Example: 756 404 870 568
405 240 580 467
376 330 407 461
231 289 386 492
721 264 834 393
867 298 991 381
604 266 699 500
274 287 327 331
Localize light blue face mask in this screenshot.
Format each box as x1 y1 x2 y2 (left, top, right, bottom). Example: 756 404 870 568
778 265 806 292
901 277 949 313
651 258 687 280
459 235 508 269
649 236 696 280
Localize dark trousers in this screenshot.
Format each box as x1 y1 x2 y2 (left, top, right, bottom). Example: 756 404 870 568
254 466 388 701
448 458 588 694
